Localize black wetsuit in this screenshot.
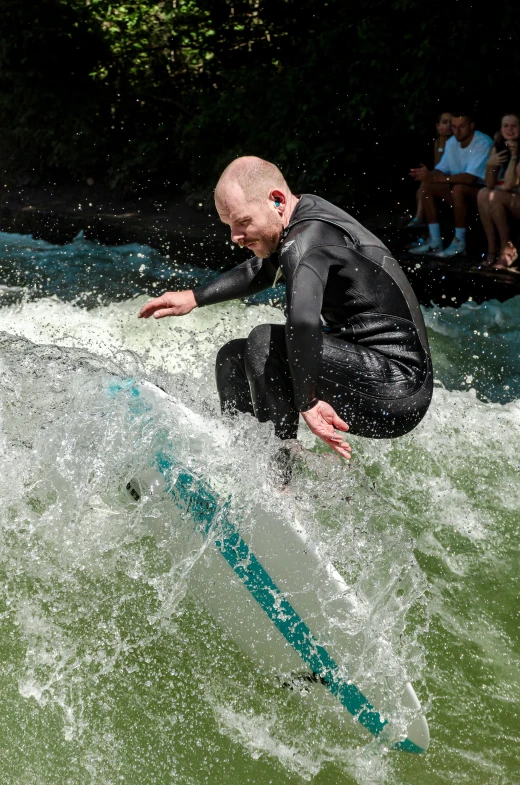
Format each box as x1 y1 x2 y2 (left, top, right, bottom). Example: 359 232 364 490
193 194 433 440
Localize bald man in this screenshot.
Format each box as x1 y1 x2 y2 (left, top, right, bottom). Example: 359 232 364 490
139 157 433 460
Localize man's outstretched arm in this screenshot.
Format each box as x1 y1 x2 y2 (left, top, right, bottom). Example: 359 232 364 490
138 256 276 319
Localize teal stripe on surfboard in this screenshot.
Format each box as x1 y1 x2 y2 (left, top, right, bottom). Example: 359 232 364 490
112 380 426 754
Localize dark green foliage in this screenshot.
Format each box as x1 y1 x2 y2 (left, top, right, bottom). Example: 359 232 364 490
1 0 519 197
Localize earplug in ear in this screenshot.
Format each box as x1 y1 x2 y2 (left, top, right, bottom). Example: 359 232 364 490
274 200 280 208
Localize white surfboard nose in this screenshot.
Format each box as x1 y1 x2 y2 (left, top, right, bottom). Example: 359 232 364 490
406 712 430 752
402 682 430 752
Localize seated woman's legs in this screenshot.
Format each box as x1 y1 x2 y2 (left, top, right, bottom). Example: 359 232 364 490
489 190 520 266
477 187 498 264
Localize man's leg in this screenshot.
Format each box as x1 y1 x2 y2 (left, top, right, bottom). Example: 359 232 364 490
243 324 299 440
434 184 479 259
316 334 433 439
453 183 479 230
215 338 255 417
409 182 451 255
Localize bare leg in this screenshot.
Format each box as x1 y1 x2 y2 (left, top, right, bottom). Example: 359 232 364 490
421 181 452 224
477 187 498 264
451 183 479 229
416 188 425 222
489 190 520 266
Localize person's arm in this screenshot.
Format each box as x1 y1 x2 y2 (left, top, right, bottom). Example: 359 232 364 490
284 261 351 459
410 140 450 181
485 147 504 189
284 261 325 412
138 256 276 319
429 170 478 185
503 141 519 191
193 256 276 307
409 164 478 185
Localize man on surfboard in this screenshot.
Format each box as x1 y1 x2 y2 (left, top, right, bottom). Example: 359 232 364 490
139 157 433 459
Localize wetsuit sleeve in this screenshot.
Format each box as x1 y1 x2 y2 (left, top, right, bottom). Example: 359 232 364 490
285 261 328 412
193 256 275 307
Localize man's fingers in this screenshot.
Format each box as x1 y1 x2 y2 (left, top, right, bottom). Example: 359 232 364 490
323 429 352 458
153 308 177 319
138 297 167 318
327 437 352 459
138 303 158 318
331 412 349 432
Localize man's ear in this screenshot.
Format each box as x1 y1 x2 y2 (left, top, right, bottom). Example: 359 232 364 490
271 190 285 211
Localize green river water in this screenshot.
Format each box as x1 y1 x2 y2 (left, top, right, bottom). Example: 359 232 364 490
0 232 518 784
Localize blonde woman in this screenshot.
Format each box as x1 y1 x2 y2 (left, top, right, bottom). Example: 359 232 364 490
478 113 520 267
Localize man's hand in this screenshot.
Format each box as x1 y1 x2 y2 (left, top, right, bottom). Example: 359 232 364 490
409 163 428 182
301 400 352 460
138 290 197 319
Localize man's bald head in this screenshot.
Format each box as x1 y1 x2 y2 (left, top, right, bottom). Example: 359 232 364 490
215 156 289 208
215 156 298 258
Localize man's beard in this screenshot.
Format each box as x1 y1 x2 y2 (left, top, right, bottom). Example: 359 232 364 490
256 215 282 258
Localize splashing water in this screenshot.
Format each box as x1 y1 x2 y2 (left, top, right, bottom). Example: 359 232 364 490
0 231 518 784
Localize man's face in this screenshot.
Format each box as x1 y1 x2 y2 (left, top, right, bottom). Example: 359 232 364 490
451 116 475 143
216 183 283 258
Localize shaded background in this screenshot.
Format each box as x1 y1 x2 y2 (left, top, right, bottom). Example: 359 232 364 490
1 0 519 204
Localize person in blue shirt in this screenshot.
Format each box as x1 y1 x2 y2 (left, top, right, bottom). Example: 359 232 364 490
409 111 493 259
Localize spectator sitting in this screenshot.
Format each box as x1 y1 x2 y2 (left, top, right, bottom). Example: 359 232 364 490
406 111 453 230
477 113 520 268
409 110 493 258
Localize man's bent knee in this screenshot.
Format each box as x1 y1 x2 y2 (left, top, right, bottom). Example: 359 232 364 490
245 324 272 353
216 338 245 368
244 324 276 380
452 183 479 203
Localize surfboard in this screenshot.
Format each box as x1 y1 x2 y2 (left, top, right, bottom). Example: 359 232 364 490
110 378 430 754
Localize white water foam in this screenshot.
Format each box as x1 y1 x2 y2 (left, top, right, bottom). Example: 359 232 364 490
0 290 519 784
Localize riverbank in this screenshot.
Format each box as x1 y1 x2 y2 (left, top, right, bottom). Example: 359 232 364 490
2 184 519 307
0 184 229 271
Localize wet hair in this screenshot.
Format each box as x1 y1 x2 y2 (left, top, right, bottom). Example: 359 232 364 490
215 156 289 205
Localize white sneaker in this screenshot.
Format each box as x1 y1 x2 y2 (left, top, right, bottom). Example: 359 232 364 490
433 237 466 258
408 237 443 256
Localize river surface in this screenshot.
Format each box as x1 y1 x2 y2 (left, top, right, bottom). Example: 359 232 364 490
0 231 518 785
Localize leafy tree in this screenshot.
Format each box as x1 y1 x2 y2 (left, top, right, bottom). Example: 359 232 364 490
1 0 519 198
